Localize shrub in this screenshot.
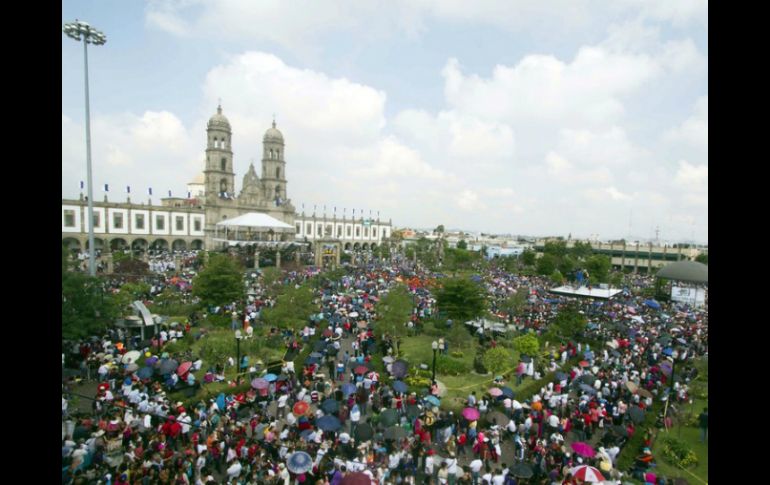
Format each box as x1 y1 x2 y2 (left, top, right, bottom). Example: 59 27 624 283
512 333 540 358
435 355 471 376
659 436 699 468
451 351 464 359
405 375 431 389
473 350 488 374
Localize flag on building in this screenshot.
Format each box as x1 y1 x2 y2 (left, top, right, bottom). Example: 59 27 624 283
126 185 131 194
104 184 109 192
148 187 153 196
80 181 84 190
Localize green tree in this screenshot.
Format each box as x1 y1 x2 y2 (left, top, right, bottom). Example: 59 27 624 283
436 278 486 322
543 240 569 258
609 272 624 288
585 254 611 283
521 249 536 267
374 284 413 356
262 283 318 331
457 239 468 250
548 304 587 341
62 249 119 339
550 269 565 285
558 255 576 277
192 254 244 307
571 241 594 260
500 290 528 319
435 224 445 234
512 333 540 357
444 248 475 275
695 253 708 265
536 254 557 276
483 347 512 376
113 257 150 277
261 267 282 290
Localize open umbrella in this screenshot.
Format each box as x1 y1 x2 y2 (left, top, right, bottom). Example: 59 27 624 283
177 362 193 377
579 360 590 368
644 299 661 310
305 356 320 365
122 351 141 365
321 399 339 414
486 411 509 426
145 356 158 366
382 356 395 364
660 361 673 376
579 384 597 395
521 355 532 363
352 365 368 375
384 426 407 440
159 359 178 375
341 383 357 397
251 378 269 389
293 401 310 416
125 363 139 373
313 341 327 352
309 352 324 359
488 387 503 397
554 372 568 382
391 360 408 378
341 472 371 485
637 388 653 399
462 407 480 421
625 381 638 393
629 406 645 424
392 381 408 394
216 393 226 411
406 404 421 419
662 348 674 357
316 415 341 431
571 442 596 458
569 465 605 483
355 423 374 441
580 374 597 385
357 321 368 329
322 328 333 338
287 451 314 474
137 366 154 379
611 425 628 437
299 429 314 441
676 337 688 345
264 373 278 382
424 395 441 408
510 463 533 478
379 409 399 426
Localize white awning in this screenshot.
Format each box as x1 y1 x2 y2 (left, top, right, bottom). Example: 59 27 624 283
216 212 295 232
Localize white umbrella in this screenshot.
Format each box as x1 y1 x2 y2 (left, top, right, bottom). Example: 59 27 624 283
349 312 359 318
122 351 142 364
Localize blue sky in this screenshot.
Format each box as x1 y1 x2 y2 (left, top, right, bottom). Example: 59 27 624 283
62 1 708 243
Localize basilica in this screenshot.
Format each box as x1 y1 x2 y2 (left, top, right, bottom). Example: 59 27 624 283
61 105 393 260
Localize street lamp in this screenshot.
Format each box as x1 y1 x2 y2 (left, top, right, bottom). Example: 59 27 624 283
235 329 243 383
431 340 439 383
63 20 106 276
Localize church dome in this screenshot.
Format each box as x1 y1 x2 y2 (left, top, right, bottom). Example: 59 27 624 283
207 105 231 130
263 120 284 143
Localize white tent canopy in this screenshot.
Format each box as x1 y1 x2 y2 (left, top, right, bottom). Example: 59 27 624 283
216 212 294 232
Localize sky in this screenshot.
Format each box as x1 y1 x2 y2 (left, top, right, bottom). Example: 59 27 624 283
62 0 708 244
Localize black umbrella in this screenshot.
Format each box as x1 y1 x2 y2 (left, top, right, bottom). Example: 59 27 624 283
500 387 515 398
159 359 179 375
486 411 509 426
629 406 645 424
611 425 628 437
579 384 597 395
580 374 597 385
554 372 568 381
405 404 421 419
391 360 408 379
510 463 533 478
354 423 374 441
321 399 339 414
384 426 407 440
317 415 341 431
610 350 621 358
305 356 320 365
310 352 324 359
520 355 532 363
313 341 327 352
379 409 399 426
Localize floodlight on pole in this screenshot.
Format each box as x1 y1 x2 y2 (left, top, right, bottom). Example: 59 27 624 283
63 20 106 276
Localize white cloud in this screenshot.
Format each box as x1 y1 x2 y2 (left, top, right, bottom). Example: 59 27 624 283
664 95 708 152
457 189 487 211
674 160 708 192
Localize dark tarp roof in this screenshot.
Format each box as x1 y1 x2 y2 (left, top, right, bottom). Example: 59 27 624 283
656 261 708 283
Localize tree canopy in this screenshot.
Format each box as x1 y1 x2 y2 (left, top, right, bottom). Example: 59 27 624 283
261 283 318 331
436 277 487 322
374 284 413 355
192 254 244 307
62 248 118 340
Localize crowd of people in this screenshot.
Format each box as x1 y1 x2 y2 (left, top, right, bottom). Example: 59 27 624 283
62 256 707 485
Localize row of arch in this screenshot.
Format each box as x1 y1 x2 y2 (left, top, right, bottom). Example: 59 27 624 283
343 242 377 251
62 237 204 252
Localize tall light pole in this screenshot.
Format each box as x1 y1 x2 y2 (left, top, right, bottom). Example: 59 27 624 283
63 20 106 276
431 340 439 383
235 329 243 383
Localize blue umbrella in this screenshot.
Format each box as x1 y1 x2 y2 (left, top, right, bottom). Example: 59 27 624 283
554 372 568 382
579 384 597 395
137 367 154 379
662 348 674 356
216 393 226 412
391 360 408 379
425 395 441 407
317 415 341 431
644 299 661 310
392 381 408 393
305 356 320 365
310 352 324 359
341 383 357 397
321 399 339 414
299 429 314 441
287 451 314 474
264 373 278 382
500 387 515 398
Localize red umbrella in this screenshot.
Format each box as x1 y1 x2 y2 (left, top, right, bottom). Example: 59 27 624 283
569 465 605 482
462 407 480 421
293 401 310 416
579 360 590 367
323 328 333 337
176 362 192 377
571 442 596 458
354 365 369 375
341 472 371 485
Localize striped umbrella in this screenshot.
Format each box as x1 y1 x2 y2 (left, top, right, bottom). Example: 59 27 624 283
569 465 606 482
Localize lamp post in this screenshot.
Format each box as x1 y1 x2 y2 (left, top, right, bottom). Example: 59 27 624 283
63 20 106 276
431 340 439 383
235 329 243 383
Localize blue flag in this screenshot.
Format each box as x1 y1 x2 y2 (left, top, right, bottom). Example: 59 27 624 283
104 184 109 192
80 181 84 190
148 187 153 196
126 185 131 194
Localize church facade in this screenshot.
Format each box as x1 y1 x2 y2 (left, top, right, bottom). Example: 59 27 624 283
61 105 392 254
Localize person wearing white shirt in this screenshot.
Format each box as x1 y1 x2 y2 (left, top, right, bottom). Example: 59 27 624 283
226 460 242 480
446 455 459 479
470 458 483 483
